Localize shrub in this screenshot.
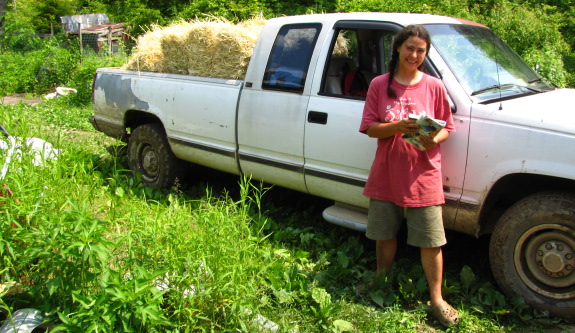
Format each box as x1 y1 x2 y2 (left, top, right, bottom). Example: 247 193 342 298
0 35 127 103
0 21 44 53
335 0 433 13
469 2 569 87
35 43 80 94
0 51 36 95
64 52 127 106
0 37 79 95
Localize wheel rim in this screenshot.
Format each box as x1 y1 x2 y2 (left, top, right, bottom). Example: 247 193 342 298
139 143 159 182
515 224 575 300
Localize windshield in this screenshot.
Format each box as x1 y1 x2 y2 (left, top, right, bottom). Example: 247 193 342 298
425 24 554 103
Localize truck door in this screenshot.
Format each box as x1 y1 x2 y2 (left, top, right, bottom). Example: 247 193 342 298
237 23 322 192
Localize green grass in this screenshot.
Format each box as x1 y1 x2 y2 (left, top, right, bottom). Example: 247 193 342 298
0 98 573 332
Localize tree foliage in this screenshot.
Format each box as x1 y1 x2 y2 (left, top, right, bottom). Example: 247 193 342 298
0 0 7 32
335 0 573 86
0 0 574 87
469 2 569 86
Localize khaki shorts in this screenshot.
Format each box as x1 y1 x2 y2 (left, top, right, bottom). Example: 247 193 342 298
366 199 446 248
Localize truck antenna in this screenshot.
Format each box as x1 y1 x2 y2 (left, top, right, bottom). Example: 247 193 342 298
490 22 503 110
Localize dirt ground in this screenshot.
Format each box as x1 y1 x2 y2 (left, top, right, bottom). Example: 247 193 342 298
0 93 43 106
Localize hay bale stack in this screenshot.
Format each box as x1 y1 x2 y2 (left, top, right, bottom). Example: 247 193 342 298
123 17 267 79
333 33 350 58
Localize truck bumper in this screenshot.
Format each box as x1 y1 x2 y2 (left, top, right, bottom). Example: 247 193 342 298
88 116 100 132
88 116 128 141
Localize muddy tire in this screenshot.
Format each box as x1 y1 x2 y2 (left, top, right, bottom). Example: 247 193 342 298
489 191 575 320
127 123 182 188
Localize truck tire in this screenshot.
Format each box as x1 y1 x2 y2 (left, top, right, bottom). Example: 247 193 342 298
127 123 181 188
489 192 575 320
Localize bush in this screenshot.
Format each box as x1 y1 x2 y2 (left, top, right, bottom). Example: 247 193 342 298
0 37 79 95
36 43 80 93
0 20 44 53
335 0 433 13
469 2 569 87
64 53 127 106
0 35 127 103
0 51 35 95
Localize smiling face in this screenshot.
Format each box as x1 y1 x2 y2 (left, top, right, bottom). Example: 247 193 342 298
396 36 428 73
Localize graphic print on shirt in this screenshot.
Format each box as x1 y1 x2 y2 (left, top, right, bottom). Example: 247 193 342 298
384 96 428 122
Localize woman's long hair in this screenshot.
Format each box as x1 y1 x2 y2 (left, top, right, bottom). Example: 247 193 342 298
387 25 431 98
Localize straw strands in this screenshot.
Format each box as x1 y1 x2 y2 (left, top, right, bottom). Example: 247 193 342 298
123 17 267 79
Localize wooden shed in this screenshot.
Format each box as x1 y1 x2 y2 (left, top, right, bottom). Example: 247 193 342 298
61 13 127 53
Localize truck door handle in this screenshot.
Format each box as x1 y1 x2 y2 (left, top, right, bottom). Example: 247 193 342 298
308 111 328 125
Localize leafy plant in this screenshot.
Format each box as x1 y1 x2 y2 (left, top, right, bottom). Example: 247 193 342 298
309 287 351 332
56 267 172 332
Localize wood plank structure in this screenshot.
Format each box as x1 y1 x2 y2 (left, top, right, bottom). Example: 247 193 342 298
61 14 126 53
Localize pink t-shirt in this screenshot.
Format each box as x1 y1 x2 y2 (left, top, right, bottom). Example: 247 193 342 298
359 73 455 207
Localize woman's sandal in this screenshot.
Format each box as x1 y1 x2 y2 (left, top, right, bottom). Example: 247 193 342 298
354 280 375 294
428 301 460 327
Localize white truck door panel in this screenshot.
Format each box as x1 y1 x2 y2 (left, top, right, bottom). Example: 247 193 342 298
237 89 309 191
304 96 373 207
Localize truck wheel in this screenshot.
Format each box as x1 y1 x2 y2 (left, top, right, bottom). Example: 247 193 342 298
127 123 181 188
489 192 575 320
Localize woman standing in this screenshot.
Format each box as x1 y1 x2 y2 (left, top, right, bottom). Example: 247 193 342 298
359 25 459 327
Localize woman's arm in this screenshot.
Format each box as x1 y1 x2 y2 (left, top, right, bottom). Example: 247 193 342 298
366 118 420 139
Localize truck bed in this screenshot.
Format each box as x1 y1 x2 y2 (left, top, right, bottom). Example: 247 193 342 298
91 67 245 174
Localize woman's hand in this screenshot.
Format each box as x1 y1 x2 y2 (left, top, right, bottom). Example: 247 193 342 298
397 117 420 134
420 129 450 150
419 134 439 150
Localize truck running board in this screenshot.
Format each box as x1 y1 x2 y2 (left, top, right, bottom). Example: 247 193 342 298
322 202 368 232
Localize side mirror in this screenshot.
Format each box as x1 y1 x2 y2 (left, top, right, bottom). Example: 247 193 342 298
534 63 541 73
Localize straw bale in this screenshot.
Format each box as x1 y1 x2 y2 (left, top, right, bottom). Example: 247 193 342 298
123 17 267 79
333 33 349 57
123 16 349 80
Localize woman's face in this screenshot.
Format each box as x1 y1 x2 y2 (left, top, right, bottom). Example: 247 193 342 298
396 36 428 72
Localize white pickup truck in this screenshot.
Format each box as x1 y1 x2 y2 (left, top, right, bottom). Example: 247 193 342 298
89 13 575 319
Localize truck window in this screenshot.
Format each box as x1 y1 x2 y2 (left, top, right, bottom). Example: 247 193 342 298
263 24 321 93
322 28 394 99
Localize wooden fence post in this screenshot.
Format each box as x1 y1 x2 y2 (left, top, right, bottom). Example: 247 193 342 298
79 22 83 65
108 26 112 55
